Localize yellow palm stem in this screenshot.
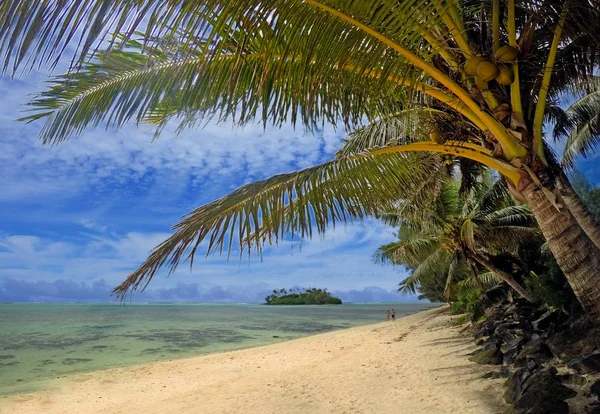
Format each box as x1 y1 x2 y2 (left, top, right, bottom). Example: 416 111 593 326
422 30 459 69
431 0 473 57
492 0 500 52
507 0 523 119
371 142 523 185
304 0 526 160
533 6 568 164
448 0 466 35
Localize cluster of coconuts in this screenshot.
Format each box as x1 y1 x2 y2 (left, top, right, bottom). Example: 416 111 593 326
464 45 519 90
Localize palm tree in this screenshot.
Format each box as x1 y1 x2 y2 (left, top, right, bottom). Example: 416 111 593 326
553 76 600 250
375 177 537 302
3 1 600 320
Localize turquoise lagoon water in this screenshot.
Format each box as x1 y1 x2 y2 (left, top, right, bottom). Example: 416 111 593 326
0 302 433 395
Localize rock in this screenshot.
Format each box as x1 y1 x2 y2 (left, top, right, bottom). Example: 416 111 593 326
482 367 510 379
586 401 600 414
557 373 587 387
510 370 576 413
503 346 522 366
531 311 561 331
501 338 527 354
495 322 531 343
546 317 599 362
505 399 569 414
514 337 553 368
469 347 503 365
504 366 535 404
567 353 600 374
590 379 600 396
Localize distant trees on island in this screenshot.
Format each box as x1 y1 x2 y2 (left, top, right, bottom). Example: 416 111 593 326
264 287 342 305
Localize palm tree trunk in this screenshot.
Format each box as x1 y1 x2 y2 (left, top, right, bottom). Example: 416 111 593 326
469 251 534 302
468 260 487 291
522 182 600 323
557 176 600 251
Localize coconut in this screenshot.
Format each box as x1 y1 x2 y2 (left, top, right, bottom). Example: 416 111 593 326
495 45 519 62
496 65 515 85
429 130 443 143
475 77 489 91
464 56 486 77
476 60 499 82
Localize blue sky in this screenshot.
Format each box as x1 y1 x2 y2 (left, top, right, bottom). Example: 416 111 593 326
0 66 417 303
1 63 599 304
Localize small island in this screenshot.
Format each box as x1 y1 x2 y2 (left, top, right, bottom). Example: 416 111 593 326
264 287 342 305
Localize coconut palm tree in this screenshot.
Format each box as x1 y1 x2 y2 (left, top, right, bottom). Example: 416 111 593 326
553 75 600 250
556 76 600 166
375 177 537 302
3 1 600 320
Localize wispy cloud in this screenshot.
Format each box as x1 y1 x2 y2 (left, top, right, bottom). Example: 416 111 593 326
0 63 413 303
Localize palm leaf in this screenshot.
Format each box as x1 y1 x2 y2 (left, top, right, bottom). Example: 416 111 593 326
398 246 450 294
20 36 416 143
112 150 438 298
335 108 444 158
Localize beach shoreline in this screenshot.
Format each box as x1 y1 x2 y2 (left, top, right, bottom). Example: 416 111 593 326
1 306 506 413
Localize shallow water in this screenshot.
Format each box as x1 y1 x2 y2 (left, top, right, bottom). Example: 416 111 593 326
0 302 433 395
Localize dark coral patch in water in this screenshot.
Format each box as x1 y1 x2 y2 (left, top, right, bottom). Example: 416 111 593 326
0 361 19 367
62 358 93 365
0 354 15 360
1 331 110 351
239 322 347 334
122 328 252 349
141 347 164 354
39 359 56 366
82 324 126 330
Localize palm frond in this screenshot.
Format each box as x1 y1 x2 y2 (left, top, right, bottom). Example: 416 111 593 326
559 88 600 165
335 108 444 158
113 150 438 298
398 247 450 294
1 0 448 82
374 232 441 268
459 271 501 290
20 34 417 143
480 205 535 226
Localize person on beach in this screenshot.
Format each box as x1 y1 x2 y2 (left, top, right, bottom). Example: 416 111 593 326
391 309 396 321
385 310 391 321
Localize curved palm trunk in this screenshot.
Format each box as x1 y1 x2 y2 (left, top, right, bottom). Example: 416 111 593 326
522 182 600 323
557 176 600 251
468 251 534 302
468 260 487 291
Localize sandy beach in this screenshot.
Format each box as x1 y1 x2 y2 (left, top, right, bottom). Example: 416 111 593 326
1 306 506 414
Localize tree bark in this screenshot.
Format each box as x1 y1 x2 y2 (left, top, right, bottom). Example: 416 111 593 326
558 176 600 251
522 182 600 323
469 251 534 302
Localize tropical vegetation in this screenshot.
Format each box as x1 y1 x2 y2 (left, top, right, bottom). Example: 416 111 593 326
375 171 581 316
3 1 600 321
375 174 538 303
264 288 342 305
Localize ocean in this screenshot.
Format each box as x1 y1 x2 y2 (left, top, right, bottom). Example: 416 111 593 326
0 302 434 395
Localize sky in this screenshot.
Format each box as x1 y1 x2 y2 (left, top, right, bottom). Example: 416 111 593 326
0 64 418 303
1 58 599 305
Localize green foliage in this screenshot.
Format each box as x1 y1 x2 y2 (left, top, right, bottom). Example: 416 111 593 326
525 259 577 311
554 76 600 166
376 173 538 302
570 170 600 222
450 289 483 315
265 288 342 305
452 315 469 326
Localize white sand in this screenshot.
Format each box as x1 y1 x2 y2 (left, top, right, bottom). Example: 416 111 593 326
1 306 506 414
